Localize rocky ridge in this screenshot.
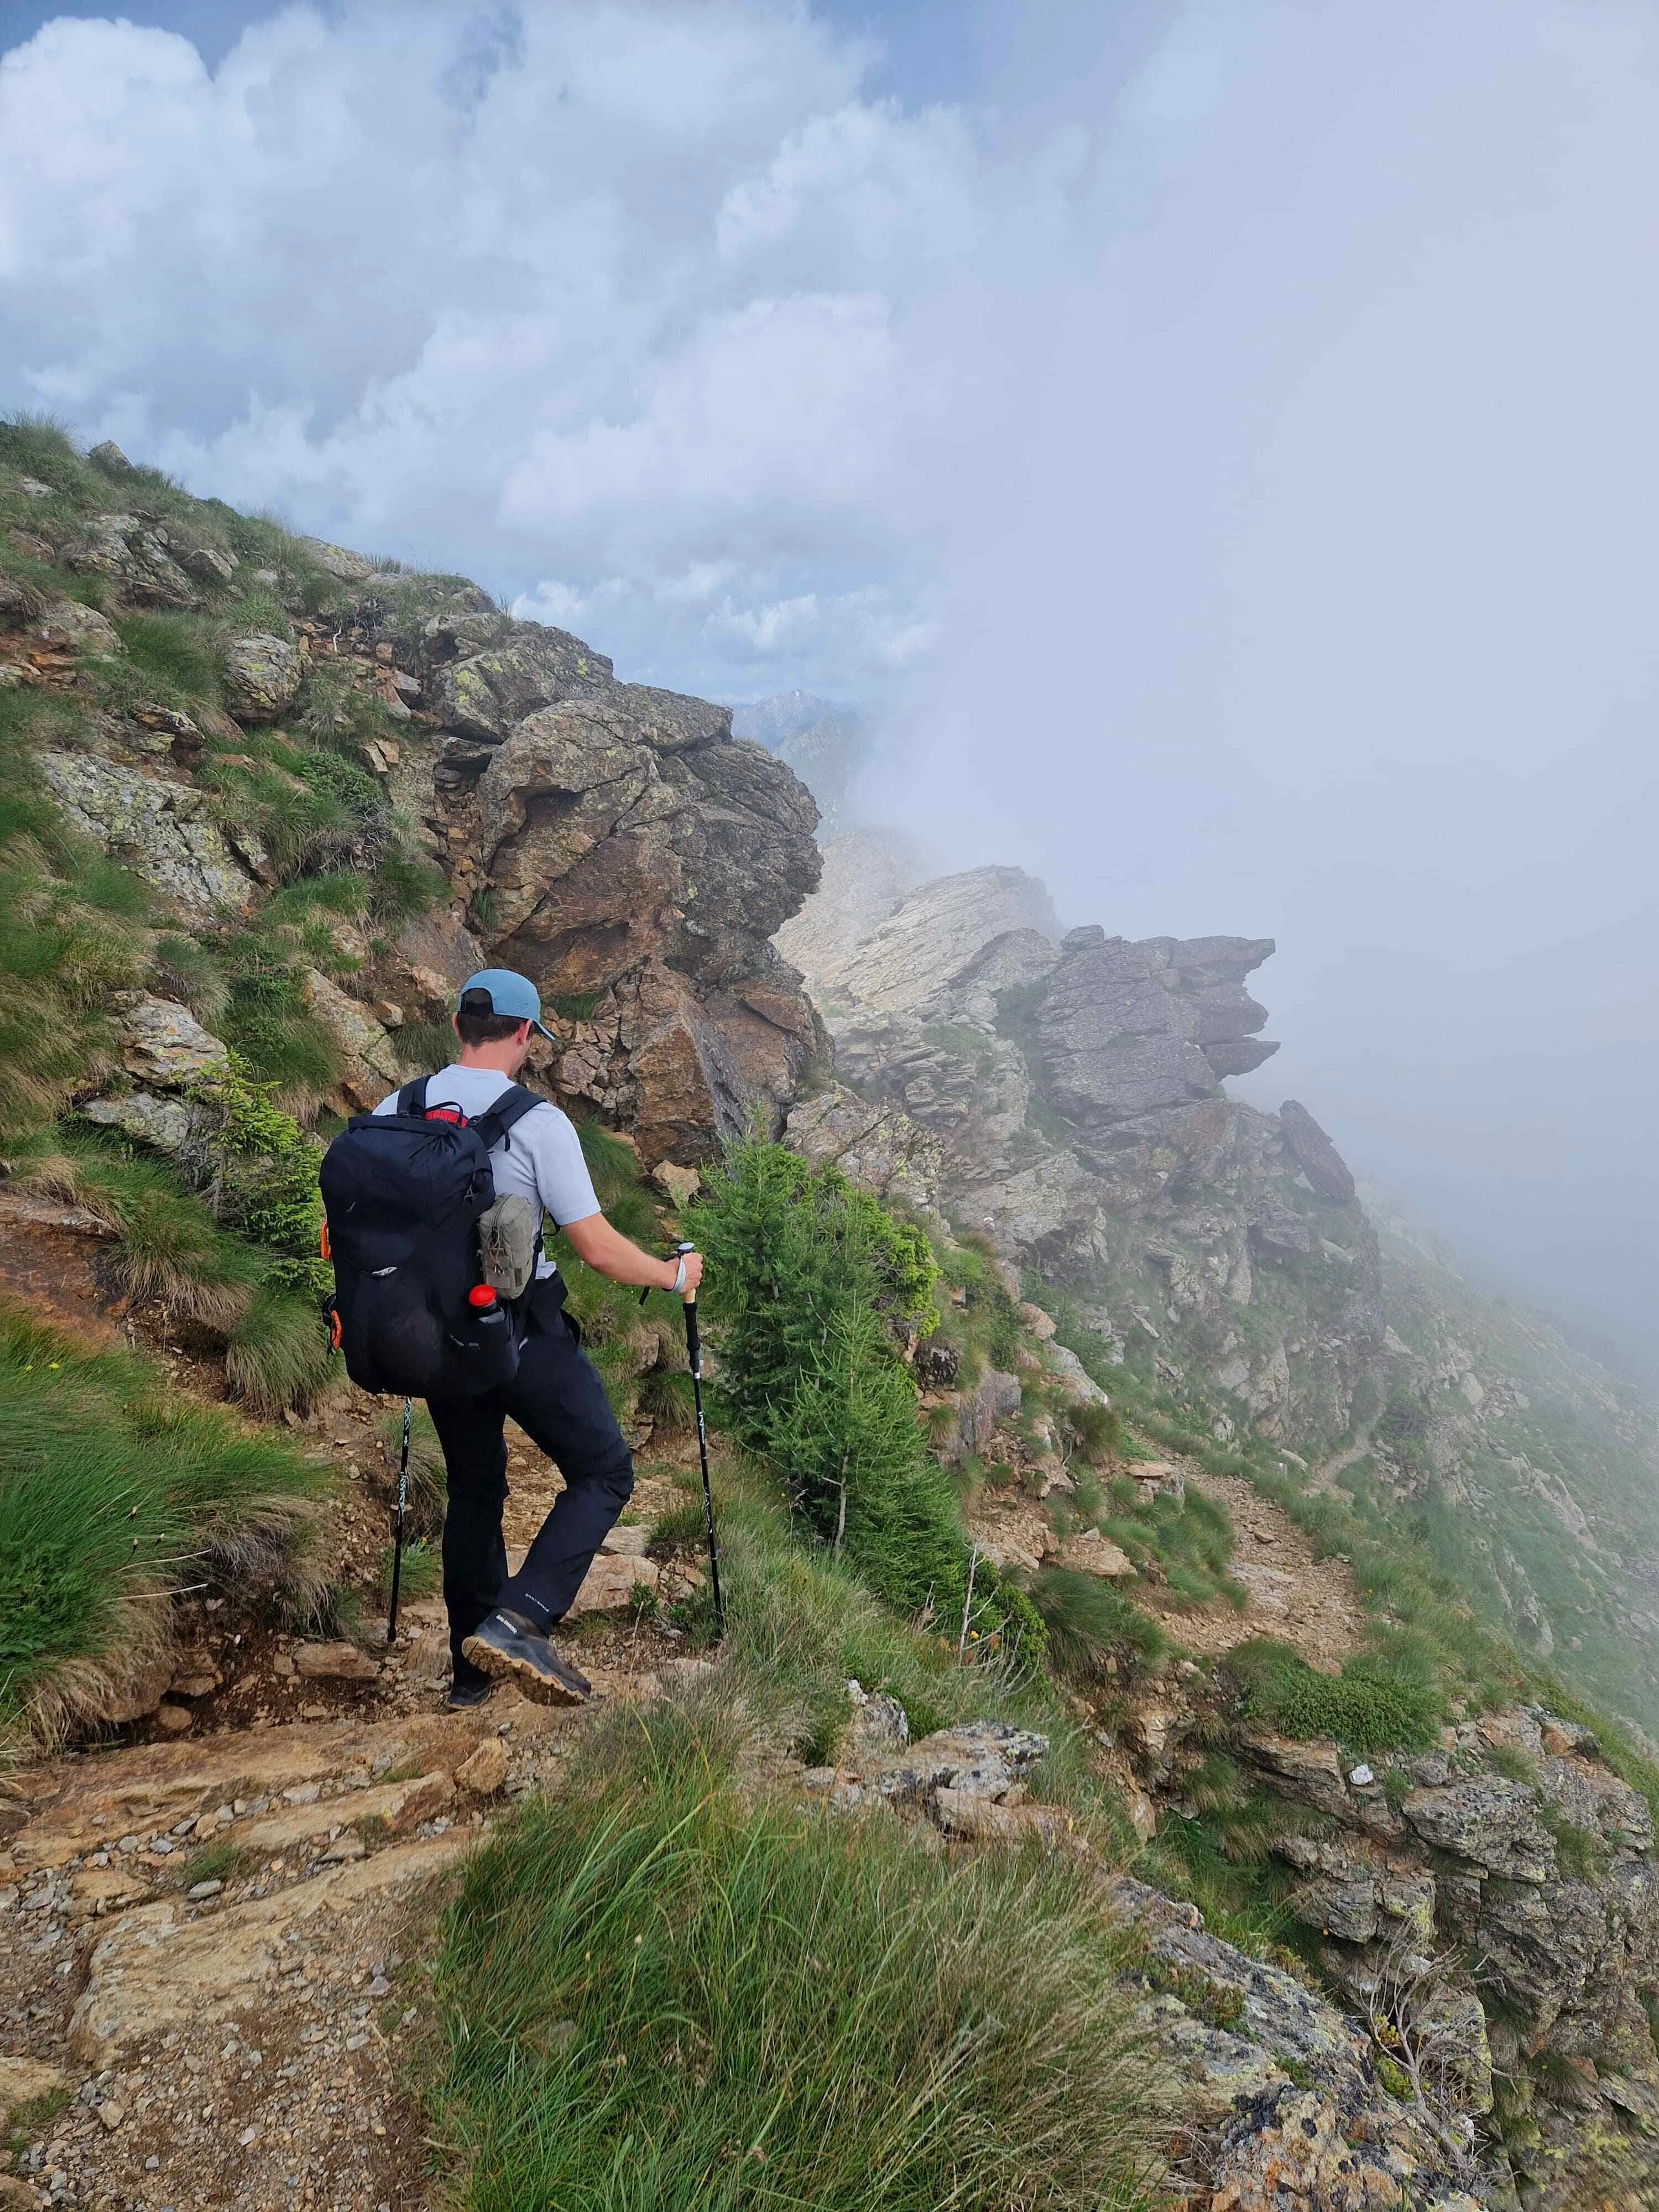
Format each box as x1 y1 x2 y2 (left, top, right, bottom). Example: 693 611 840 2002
784 848 1385 1455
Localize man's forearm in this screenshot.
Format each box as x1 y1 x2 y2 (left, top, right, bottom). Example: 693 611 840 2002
560 1212 680 1289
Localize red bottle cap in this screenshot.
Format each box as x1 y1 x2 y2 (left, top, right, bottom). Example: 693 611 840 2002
467 1284 497 1308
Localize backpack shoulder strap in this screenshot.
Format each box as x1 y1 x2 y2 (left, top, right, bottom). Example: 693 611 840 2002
396 1076 432 1117
471 1084 542 1151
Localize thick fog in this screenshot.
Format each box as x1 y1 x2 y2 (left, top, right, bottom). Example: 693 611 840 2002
2 0 1656 1371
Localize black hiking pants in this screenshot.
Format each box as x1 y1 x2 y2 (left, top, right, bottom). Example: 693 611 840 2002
426 1275 632 1689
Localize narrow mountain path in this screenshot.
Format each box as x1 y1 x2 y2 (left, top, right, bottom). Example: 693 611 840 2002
1170 1463 1363 1669
0 1379 705 2212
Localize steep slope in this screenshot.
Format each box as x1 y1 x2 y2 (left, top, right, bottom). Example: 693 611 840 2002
782 835 1659 1744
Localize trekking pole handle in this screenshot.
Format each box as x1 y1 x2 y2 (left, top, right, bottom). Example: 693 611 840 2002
673 1245 702 1373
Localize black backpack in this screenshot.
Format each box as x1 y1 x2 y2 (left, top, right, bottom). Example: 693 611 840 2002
319 1077 541 1399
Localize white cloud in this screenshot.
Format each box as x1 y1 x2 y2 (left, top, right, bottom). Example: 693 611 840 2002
0 0 1068 690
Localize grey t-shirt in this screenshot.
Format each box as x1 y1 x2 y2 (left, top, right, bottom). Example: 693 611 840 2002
373 1066 601 1278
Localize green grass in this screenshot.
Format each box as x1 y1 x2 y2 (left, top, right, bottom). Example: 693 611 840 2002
111 611 223 711
18 1128 265 1329
378 1536 439 1605
1225 1635 1443 1754
429 1691 1161 2211
0 1299 327 1743
1031 1566 1167 1684
0 690 151 1140
225 1284 336 1417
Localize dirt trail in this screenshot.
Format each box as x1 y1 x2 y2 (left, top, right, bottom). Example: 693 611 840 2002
1170 1464 1363 1671
968 1454 1364 1675
0 1365 705 2212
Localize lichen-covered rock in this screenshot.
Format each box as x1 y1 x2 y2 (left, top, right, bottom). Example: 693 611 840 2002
1400 1776 1556 1881
425 615 612 742
33 597 123 655
1209 2088 1479 2212
79 1091 193 1156
299 969 405 1112
114 993 229 1086
70 513 197 607
37 750 258 919
784 1082 942 1210
223 632 302 721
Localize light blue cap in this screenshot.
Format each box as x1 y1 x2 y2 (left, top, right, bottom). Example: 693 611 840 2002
457 968 555 1041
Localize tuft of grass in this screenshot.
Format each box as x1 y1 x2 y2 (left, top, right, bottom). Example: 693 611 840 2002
19 1131 263 1329
111 611 223 710
179 1835 252 1889
0 1300 326 1745
1031 1567 1167 1684
428 1692 1164 2210
377 1536 440 1605
225 1285 337 1417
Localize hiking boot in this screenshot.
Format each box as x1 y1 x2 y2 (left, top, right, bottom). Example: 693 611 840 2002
461 1608 591 1706
445 1670 494 1711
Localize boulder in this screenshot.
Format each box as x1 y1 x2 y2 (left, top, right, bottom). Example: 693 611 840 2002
293 1642 380 1684
455 1735 509 1796
810 865 1059 1019
936 1368 1022 1460
80 1089 193 1156
1057 1527 1134 1579
0 2056 67 2111
566 1552 659 1617
300 969 404 1110
70 513 197 607
223 632 302 721
38 749 259 919
873 1721 1047 1809
1035 930 1278 1126
426 617 612 742
33 596 124 655
115 992 229 1086
557 954 818 1165
1287 1872 1380 1944
1209 2088 1473 2212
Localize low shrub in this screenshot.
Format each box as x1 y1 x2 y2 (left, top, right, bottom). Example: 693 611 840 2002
1227 1637 1443 1753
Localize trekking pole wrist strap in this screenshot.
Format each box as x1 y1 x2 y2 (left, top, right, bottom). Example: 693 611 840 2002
669 1255 687 1294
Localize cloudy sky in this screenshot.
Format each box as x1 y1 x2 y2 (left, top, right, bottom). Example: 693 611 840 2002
4 0 1659 1374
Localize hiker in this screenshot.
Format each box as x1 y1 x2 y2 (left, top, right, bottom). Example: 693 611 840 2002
351 968 702 1709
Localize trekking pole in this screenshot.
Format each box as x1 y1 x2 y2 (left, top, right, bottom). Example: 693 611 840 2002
675 1241 724 1636
387 1396 411 1645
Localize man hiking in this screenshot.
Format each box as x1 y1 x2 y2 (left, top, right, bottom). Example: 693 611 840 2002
370 968 702 1709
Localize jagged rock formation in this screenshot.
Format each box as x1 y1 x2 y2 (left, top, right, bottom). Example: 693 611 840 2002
6 499 823 1161
785 843 1384 1452
394 595 824 1159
